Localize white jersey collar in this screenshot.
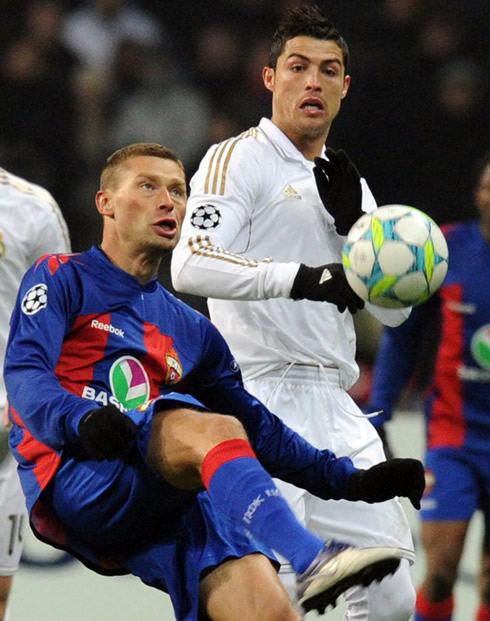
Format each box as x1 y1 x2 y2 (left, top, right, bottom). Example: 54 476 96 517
258 118 322 165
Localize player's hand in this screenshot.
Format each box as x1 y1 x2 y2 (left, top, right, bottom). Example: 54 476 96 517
290 263 364 313
314 149 363 235
79 405 138 461
347 458 425 509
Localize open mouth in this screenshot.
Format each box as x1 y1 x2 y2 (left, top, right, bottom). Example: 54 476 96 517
153 219 177 237
300 99 324 112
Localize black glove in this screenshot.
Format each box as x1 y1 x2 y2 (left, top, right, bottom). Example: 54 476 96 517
290 263 364 313
347 458 425 509
313 148 363 235
79 405 138 461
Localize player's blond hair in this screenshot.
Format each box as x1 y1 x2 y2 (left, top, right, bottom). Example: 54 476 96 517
100 143 185 190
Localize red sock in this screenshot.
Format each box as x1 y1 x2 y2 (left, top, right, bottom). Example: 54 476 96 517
477 604 490 621
201 438 256 487
415 589 453 621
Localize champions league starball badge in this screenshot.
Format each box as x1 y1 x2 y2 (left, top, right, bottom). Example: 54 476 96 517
21 283 48 315
190 204 222 230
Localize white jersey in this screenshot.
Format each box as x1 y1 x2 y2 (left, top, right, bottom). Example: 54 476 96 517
172 118 409 387
0 168 70 581
0 168 71 411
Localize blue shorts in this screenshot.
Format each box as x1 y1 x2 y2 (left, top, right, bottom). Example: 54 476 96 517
48 393 277 621
420 446 490 522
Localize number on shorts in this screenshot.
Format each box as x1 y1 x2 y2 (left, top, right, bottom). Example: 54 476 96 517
7 514 25 555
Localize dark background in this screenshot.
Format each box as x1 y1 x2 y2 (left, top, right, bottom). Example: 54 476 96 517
1 0 489 315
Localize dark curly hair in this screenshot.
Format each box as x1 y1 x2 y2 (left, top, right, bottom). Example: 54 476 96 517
269 4 349 73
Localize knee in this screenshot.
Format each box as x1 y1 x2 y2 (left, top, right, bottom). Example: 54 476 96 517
203 412 248 445
147 408 249 489
422 562 459 601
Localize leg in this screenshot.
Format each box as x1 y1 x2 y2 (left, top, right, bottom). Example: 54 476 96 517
415 520 468 620
246 369 413 619
0 576 12 621
420 521 468 601
477 519 490 620
146 404 402 614
0 452 26 621
199 554 302 621
414 446 483 620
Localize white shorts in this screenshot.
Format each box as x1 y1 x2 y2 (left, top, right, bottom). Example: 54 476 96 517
246 365 415 562
0 449 26 575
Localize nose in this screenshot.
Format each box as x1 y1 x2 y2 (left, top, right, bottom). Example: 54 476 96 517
159 187 174 210
305 67 322 91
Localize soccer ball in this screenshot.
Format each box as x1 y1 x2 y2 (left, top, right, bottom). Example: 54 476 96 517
342 205 449 308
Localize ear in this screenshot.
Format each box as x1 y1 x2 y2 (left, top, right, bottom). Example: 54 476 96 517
95 190 114 217
262 66 275 93
341 74 351 100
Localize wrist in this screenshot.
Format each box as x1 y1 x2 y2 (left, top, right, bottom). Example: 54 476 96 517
346 469 363 501
65 405 97 444
290 264 309 300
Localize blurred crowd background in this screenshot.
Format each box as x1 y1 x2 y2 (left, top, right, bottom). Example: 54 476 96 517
1 0 489 328
2 0 490 245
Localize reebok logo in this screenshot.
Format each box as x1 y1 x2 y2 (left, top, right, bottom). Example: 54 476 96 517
243 494 265 524
91 319 125 337
283 185 302 200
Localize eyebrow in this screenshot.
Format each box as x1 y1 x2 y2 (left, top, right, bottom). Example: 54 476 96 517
136 173 185 185
287 53 342 66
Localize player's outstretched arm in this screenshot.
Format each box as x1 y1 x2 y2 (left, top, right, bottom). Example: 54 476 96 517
347 458 425 509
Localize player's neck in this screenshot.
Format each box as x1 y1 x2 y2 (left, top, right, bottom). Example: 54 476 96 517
99 243 161 284
272 120 327 161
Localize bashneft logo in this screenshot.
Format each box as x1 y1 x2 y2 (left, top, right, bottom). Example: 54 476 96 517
91 319 125 337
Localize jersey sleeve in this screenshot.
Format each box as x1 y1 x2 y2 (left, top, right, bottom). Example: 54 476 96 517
190 317 357 500
171 136 299 300
29 197 71 261
4 257 95 452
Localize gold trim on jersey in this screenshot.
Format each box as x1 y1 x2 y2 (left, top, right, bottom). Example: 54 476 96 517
204 128 258 196
188 235 271 268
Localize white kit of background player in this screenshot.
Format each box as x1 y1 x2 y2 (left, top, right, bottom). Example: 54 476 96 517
0 168 70 620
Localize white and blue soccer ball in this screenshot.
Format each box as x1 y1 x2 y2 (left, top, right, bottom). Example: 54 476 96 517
342 205 449 308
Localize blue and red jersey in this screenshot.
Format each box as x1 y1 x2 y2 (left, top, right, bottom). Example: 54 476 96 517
4 246 355 557
368 221 490 453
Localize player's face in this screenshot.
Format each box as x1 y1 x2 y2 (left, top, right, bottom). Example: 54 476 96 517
98 155 187 257
263 36 350 156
